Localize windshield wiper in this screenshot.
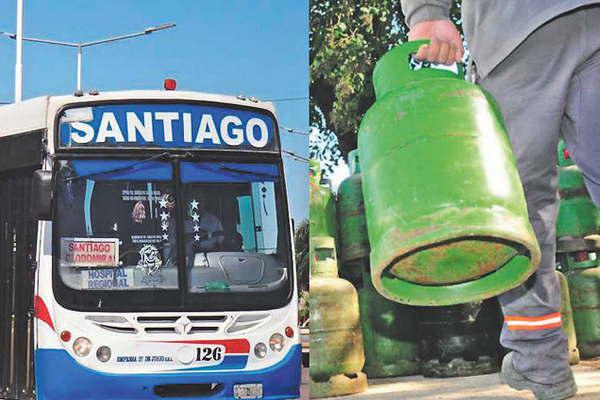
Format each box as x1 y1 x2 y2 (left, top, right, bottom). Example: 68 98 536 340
64 152 170 182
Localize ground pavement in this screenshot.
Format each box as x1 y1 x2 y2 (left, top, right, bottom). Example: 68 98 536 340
317 359 600 399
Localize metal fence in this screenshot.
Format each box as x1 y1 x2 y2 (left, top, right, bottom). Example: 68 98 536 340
0 168 37 400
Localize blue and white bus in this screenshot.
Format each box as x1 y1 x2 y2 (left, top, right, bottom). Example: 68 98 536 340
0 88 301 399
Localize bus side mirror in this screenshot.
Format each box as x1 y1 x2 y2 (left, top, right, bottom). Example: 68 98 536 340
31 170 53 221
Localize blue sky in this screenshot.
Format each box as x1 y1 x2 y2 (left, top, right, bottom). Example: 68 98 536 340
0 0 308 222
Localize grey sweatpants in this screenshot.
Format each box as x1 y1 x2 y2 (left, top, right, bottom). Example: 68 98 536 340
477 6 600 384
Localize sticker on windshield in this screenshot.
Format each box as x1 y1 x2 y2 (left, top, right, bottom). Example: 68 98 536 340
137 244 163 275
122 189 162 202
131 234 163 244
131 201 147 224
160 193 175 209
81 268 133 289
160 193 175 242
60 238 119 267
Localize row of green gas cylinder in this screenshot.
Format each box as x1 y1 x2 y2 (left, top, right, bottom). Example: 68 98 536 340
309 143 600 398
555 140 600 363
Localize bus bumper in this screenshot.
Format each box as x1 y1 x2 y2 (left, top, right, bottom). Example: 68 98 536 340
35 345 301 400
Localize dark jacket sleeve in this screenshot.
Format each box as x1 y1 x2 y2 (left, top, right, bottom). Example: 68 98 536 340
401 0 453 27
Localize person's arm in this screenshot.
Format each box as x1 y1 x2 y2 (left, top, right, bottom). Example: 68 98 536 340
401 0 463 65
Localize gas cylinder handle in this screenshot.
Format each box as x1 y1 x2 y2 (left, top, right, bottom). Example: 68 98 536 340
373 39 465 98
402 39 465 80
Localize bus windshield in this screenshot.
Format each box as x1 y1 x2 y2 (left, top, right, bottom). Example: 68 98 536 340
53 158 291 311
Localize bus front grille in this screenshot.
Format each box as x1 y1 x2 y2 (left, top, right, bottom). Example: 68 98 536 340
137 314 228 335
85 314 231 335
85 315 138 334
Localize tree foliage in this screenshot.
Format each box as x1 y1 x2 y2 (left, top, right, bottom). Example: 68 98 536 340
309 125 342 176
310 0 405 158
310 0 463 170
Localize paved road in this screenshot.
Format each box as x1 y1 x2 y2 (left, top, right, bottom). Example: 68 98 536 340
318 360 600 400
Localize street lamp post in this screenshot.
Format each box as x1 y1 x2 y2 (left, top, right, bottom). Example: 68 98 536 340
1 23 175 99
14 0 23 102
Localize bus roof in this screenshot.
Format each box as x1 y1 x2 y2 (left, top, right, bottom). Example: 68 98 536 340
0 90 277 138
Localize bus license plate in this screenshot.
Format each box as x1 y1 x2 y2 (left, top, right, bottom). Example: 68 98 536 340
233 383 263 399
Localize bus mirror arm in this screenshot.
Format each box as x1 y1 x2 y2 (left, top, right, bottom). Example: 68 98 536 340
31 170 53 221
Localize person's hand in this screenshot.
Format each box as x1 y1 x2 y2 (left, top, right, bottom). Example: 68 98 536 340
408 20 463 65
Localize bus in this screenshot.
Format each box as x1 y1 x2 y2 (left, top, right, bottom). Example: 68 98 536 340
0 88 301 400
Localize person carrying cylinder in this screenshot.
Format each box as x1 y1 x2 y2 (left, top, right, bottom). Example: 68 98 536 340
399 1 600 399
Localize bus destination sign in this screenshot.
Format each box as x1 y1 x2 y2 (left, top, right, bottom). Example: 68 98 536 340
58 103 278 152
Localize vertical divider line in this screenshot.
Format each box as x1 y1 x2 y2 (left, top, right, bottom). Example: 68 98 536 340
174 158 188 308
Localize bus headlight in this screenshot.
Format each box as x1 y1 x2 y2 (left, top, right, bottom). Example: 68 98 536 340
269 333 285 352
254 342 267 358
96 346 111 362
73 337 92 357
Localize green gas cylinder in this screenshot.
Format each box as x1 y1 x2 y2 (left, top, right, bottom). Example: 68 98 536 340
358 40 540 306
556 140 600 239
310 276 368 398
556 270 580 365
337 150 370 284
416 299 503 378
310 236 339 278
310 160 337 238
358 260 420 378
564 255 600 359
